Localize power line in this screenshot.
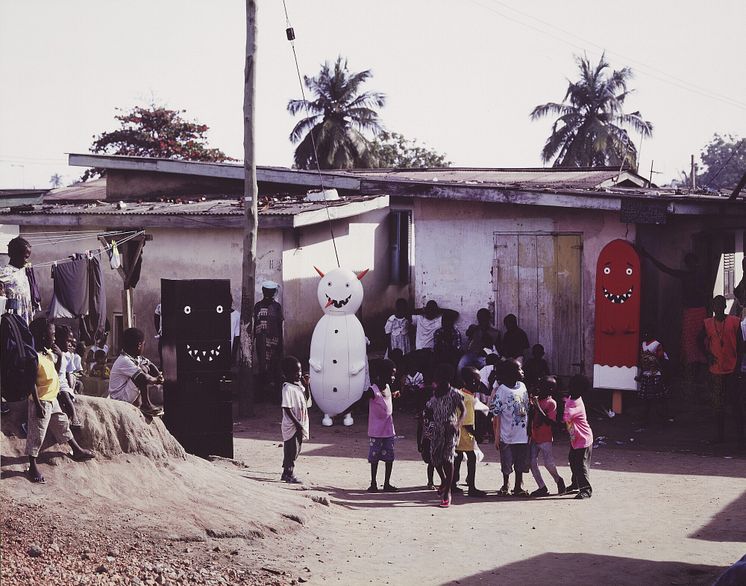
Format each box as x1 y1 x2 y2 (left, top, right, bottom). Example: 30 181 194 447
467 0 746 111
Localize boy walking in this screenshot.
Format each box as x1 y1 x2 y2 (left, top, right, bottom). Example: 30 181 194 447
280 356 311 484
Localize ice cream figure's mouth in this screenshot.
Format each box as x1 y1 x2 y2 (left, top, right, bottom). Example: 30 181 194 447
603 286 633 304
325 294 351 309
186 343 222 362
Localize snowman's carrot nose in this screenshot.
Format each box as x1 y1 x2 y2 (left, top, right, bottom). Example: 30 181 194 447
325 297 334 308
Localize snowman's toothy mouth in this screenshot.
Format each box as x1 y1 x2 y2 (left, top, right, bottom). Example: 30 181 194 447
603 286 633 304
325 294 351 309
186 343 222 362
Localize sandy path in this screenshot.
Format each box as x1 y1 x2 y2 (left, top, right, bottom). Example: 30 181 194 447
235 410 746 585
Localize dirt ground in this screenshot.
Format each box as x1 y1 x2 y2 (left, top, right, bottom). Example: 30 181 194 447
2 394 745 586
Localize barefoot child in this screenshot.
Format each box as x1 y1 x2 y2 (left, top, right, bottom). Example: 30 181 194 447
529 375 565 497
416 401 438 489
491 359 530 497
26 317 94 483
452 367 487 497
280 356 311 484
563 374 594 499
363 358 400 492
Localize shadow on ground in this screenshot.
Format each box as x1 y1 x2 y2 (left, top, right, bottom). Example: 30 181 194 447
446 552 726 586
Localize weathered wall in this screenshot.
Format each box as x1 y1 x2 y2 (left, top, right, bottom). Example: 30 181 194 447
281 207 406 360
412 198 633 381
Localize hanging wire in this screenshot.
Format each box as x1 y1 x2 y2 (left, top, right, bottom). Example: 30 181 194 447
282 0 341 268
31 230 146 269
24 230 138 248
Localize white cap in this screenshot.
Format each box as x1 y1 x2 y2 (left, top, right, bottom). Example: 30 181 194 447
261 280 279 290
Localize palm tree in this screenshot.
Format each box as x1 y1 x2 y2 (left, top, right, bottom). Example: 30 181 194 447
288 57 385 170
530 54 653 168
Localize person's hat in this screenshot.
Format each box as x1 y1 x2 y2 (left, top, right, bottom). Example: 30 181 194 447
261 280 279 290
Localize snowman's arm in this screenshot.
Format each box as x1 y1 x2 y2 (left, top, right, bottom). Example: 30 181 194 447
350 360 366 375
309 359 322 373
309 319 325 372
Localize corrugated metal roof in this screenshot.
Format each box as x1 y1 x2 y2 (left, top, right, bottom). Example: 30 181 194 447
44 178 107 202
340 167 648 189
0 195 383 217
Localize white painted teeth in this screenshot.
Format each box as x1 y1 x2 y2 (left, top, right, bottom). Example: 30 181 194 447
603 287 634 304
186 344 222 362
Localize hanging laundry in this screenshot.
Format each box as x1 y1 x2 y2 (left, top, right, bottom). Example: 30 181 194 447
25 266 42 314
79 255 108 345
48 255 89 318
108 241 121 270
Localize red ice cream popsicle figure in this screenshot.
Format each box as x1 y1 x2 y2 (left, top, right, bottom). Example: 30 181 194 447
593 239 641 391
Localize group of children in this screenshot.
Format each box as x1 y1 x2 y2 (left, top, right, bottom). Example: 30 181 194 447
279 350 595 506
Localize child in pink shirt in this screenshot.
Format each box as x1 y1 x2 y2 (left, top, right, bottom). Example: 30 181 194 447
563 374 594 499
361 358 400 493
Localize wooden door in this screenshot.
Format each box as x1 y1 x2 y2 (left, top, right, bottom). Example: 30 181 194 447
493 233 583 377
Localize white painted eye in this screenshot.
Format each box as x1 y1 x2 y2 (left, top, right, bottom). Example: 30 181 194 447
603 267 611 275
216 305 224 314
183 305 192 314
625 268 633 276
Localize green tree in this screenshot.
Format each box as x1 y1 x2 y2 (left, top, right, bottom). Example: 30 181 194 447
530 54 653 168
369 131 450 168
82 105 232 180
288 57 385 170
697 134 746 190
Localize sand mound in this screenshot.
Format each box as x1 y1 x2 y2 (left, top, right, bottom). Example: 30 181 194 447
1 396 329 543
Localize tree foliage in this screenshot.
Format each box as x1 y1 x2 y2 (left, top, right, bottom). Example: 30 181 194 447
369 131 450 168
530 54 653 168
696 134 746 190
83 105 232 180
288 57 385 170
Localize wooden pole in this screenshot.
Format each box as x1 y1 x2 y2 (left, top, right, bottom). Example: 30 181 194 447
691 154 696 191
238 0 258 417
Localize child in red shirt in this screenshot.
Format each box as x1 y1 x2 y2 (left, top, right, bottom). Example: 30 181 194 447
529 376 565 497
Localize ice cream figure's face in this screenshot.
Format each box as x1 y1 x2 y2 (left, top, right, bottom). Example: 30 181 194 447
598 240 639 307
316 267 365 315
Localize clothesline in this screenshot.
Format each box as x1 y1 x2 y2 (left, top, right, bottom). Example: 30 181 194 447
31 230 146 269
23 230 140 247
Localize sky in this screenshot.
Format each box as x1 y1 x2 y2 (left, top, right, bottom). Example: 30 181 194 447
1 0 745 189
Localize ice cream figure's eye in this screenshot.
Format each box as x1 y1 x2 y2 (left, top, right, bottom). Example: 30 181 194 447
603 267 611 275
216 305 224 314
183 305 192 315
625 268 633 276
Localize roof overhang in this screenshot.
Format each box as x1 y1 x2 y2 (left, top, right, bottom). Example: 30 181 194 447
68 154 362 191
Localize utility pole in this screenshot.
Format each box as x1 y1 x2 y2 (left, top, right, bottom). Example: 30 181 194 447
690 154 697 191
238 0 258 417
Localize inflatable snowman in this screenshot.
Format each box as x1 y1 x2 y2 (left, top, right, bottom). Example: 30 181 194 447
309 267 369 427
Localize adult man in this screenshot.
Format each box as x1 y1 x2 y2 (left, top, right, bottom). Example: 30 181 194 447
501 314 530 361
109 327 164 416
0 236 40 325
700 295 743 445
253 280 284 403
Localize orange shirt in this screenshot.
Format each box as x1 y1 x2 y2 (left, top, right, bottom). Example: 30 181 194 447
704 315 741 374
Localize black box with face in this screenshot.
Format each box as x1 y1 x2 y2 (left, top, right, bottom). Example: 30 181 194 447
160 279 233 458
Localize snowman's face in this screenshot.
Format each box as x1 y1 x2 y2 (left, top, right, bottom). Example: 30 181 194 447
316 268 364 315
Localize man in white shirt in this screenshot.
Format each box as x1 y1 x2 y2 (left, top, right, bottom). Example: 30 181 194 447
109 327 163 416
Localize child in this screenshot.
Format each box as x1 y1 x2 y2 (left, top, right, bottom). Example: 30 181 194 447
523 344 550 393
426 363 465 508
501 314 530 361
26 317 94 483
433 311 462 368
89 350 110 379
638 326 669 423
529 376 566 497
384 298 412 357
401 356 426 411
563 374 594 499
452 367 487 497
490 359 530 497
280 355 311 484
363 358 400 492
416 401 438 489
108 328 164 416
55 325 82 428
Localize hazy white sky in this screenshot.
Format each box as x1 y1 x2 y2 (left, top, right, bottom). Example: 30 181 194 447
1 0 745 188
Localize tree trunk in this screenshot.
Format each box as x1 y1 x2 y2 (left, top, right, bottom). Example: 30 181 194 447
238 0 258 417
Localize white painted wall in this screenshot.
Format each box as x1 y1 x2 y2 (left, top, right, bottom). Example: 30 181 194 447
412 198 633 378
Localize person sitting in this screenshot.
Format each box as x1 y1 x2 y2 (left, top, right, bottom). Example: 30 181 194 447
89 350 110 379
108 327 163 416
459 308 501 372
501 314 530 362
433 311 462 368
523 343 550 394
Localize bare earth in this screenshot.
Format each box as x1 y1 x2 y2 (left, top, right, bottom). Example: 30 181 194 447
2 395 745 586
